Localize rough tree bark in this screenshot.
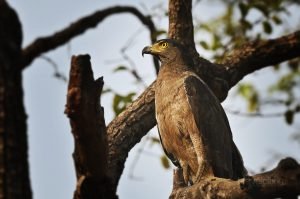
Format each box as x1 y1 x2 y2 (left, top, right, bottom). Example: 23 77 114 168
1 0 299 198
169 158 300 199
106 2 300 197
65 55 116 199
0 1 32 198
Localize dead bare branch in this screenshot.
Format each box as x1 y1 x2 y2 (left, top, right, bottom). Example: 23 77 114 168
21 6 159 72
65 55 115 199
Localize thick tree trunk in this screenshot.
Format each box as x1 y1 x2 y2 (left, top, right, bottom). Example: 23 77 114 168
0 1 32 198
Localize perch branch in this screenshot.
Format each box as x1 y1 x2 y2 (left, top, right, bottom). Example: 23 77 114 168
21 6 159 72
65 55 115 199
170 157 300 199
106 30 300 189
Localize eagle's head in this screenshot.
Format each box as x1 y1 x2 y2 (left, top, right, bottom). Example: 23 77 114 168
142 39 185 64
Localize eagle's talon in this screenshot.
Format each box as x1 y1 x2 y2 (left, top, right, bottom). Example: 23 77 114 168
180 162 190 185
194 165 205 183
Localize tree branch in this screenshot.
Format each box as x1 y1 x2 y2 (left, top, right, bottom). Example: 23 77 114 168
168 0 195 48
65 55 115 199
168 0 198 61
21 6 159 72
170 158 300 199
106 30 300 190
59 1 300 194
223 30 300 88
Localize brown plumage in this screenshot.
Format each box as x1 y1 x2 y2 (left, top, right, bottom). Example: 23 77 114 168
142 39 246 184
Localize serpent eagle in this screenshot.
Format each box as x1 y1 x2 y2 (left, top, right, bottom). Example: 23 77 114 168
142 39 246 184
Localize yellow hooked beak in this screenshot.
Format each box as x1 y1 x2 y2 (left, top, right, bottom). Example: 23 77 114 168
142 45 152 57
142 42 164 57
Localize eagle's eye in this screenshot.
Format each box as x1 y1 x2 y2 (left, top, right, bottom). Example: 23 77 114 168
160 42 168 49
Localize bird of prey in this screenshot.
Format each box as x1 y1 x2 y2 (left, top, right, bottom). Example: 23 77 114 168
142 39 246 185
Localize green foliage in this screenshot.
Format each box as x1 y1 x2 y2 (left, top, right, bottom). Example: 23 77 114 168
272 15 282 25
199 41 209 50
288 58 300 71
262 21 272 34
193 0 300 125
284 109 294 125
238 3 249 18
101 88 112 95
194 0 293 62
113 92 136 116
269 68 300 105
113 65 129 72
160 155 170 169
109 63 147 116
153 29 167 38
237 83 259 112
150 136 160 145
267 62 300 126
269 73 298 93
